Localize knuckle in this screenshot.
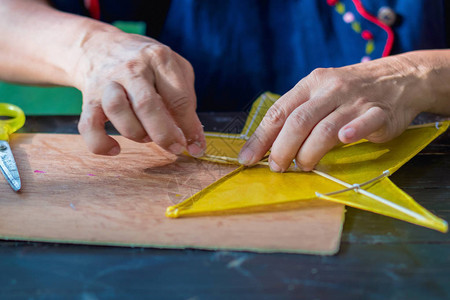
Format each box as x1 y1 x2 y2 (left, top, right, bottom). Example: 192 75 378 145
310 67 327 78
169 95 192 114
183 61 195 83
353 97 371 107
103 95 127 115
82 95 101 107
125 59 147 76
308 67 351 94
287 109 313 131
133 95 154 112
315 120 338 140
261 104 286 128
308 68 330 84
329 76 348 92
146 44 172 64
184 60 194 75
178 55 194 74
132 93 168 116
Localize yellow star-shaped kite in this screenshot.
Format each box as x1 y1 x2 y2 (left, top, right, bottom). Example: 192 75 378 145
166 92 449 233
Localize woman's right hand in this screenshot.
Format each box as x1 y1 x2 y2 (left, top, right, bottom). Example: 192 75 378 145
73 27 205 157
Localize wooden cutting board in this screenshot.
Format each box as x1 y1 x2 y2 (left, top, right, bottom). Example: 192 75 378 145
0 134 345 254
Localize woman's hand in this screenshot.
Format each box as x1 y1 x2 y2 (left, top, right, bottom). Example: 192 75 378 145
75 28 205 156
239 51 450 172
0 0 205 157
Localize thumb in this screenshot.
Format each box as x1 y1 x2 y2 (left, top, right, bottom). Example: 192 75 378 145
338 107 389 144
78 98 121 155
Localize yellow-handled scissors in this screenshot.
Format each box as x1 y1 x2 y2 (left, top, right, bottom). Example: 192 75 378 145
0 103 25 191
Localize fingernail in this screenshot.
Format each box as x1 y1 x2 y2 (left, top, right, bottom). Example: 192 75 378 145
342 127 356 140
168 143 184 155
269 159 282 172
107 146 120 156
187 142 205 158
238 148 254 165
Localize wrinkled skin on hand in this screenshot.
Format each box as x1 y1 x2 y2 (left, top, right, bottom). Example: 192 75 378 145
239 55 431 172
74 28 205 157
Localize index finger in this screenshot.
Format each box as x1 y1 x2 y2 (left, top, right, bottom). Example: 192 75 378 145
126 77 187 154
238 80 312 165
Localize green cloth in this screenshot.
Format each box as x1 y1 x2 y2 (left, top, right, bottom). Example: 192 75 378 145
0 85 82 116
0 21 146 115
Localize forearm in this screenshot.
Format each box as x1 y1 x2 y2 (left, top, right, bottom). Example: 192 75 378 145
0 0 119 88
396 50 450 116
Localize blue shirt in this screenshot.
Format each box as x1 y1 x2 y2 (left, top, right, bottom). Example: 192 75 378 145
51 0 448 111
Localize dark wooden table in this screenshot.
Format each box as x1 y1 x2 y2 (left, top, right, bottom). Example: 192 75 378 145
1 114 449 300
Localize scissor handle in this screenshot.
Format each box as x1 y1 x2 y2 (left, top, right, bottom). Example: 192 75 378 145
0 103 25 141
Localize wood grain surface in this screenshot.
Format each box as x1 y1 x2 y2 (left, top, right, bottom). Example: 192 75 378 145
0 134 344 254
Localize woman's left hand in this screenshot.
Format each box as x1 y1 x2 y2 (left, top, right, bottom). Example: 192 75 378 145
238 51 445 172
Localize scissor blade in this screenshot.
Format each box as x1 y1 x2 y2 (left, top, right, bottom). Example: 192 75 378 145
0 140 21 191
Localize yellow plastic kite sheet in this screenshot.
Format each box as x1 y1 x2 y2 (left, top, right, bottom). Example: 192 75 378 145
166 92 449 233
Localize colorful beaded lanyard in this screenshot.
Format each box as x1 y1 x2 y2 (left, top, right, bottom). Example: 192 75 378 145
327 0 394 62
